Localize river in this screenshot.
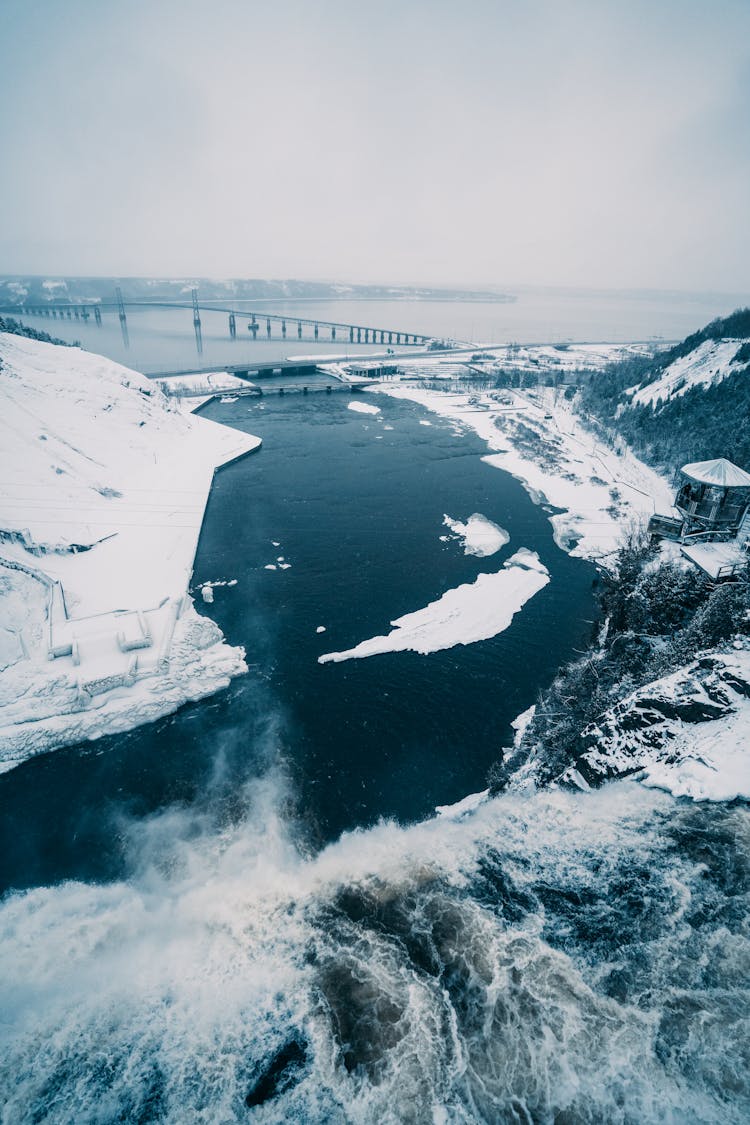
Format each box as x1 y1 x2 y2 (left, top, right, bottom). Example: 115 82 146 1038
1 352 748 1123
0 388 597 888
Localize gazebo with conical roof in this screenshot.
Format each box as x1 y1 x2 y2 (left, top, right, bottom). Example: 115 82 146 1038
675 457 750 537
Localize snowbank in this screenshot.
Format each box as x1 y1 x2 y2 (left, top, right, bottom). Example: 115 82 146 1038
558 648 750 802
155 371 252 397
0 333 261 770
628 339 746 409
443 513 509 557
318 549 549 663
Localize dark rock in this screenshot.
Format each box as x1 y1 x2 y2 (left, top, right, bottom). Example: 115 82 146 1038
244 1037 307 1109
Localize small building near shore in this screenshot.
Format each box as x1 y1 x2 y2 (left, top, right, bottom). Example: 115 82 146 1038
649 457 750 580
674 458 750 537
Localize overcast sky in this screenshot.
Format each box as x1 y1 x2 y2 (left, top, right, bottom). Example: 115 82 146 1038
1 0 749 292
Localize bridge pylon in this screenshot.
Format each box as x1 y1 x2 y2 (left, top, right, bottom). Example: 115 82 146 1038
192 289 203 355
115 287 129 348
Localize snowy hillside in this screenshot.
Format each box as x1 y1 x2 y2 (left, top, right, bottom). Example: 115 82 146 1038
628 338 748 408
0 333 261 771
557 647 750 802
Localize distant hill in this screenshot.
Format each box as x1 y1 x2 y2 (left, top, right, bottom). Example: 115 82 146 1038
0 276 516 309
579 307 750 474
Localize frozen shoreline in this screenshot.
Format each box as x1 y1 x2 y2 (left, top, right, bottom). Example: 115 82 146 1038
373 376 674 563
0 334 261 771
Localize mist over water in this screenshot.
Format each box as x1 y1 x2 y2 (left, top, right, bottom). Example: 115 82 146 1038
2 772 748 1123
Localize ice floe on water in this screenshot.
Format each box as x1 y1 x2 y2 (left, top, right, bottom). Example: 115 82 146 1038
318 549 549 663
443 512 510 557
347 400 381 416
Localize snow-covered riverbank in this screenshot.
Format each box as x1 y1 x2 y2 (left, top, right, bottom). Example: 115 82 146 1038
0 334 261 771
375 379 674 562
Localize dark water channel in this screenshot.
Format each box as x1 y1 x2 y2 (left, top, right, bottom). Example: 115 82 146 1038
0 391 599 892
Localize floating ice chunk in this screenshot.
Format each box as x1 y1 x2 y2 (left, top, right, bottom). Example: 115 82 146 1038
319 550 549 663
316 625 326 633
272 541 281 547
419 419 432 426
443 513 510 557
279 563 291 570
384 424 394 431
201 584 214 603
264 564 277 571
348 401 381 415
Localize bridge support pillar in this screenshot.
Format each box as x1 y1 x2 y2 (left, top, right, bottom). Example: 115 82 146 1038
116 286 130 348
94 307 102 326
349 326 354 343
282 320 287 338
314 323 319 339
266 318 272 338
331 326 336 340
357 328 361 343
191 288 203 356
229 312 236 339
297 321 303 338
388 332 392 344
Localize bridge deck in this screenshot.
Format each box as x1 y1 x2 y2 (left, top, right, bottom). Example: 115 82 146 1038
3 300 433 344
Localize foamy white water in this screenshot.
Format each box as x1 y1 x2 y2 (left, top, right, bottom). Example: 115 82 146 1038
1 773 748 1123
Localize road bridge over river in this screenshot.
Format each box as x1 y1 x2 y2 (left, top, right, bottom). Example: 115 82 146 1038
3 288 436 353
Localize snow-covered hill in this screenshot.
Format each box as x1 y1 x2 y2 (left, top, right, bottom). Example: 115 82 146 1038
0 333 261 771
627 338 748 409
557 647 750 801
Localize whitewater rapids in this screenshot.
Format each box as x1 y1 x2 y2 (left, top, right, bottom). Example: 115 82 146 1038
1 774 748 1123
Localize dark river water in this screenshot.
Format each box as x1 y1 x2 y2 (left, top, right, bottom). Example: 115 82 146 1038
0 390 597 890
1 387 748 1124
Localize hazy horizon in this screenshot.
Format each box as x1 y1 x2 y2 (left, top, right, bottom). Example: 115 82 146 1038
2 0 749 293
